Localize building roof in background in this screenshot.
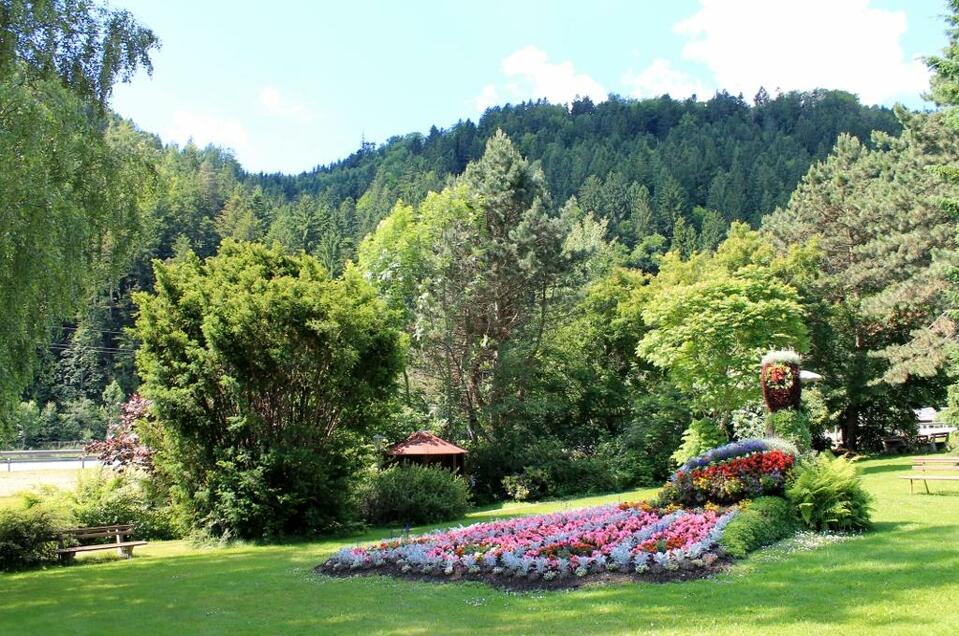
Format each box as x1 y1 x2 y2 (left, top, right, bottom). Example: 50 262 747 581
387 431 467 456
915 407 941 423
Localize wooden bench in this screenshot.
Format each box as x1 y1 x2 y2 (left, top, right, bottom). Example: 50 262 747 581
56 524 147 563
913 456 959 466
915 432 951 452
899 457 959 493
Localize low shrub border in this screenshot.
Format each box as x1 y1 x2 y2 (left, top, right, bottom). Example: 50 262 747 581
719 496 799 558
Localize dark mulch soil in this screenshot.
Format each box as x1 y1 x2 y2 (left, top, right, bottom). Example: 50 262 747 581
314 556 734 592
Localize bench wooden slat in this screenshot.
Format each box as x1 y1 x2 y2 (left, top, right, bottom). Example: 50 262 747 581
65 530 132 540
62 525 132 535
911 466 959 471
57 541 147 555
899 475 959 480
62 524 133 533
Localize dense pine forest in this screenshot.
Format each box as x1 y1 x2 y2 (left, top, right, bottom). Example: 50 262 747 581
253 91 901 253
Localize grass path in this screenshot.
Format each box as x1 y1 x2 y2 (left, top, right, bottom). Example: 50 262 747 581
1 456 957 635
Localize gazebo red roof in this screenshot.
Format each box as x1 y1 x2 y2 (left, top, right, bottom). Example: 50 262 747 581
387 431 467 456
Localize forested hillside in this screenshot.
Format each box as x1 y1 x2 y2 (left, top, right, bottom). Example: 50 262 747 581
8 89 901 448
251 91 900 256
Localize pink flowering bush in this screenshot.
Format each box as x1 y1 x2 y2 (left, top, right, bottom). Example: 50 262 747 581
324 502 736 580
85 394 153 472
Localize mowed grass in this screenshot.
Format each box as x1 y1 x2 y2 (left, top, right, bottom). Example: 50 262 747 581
0 467 96 497
0 467 97 508
1 456 958 635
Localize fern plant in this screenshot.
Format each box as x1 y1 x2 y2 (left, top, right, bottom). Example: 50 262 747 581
786 454 873 531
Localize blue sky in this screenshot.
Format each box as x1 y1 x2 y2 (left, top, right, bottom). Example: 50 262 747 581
109 0 949 174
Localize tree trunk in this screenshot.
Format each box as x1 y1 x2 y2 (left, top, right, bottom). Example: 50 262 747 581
842 404 860 451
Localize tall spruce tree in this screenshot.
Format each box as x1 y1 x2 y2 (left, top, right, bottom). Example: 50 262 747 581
765 112 959 447
926 0 959 423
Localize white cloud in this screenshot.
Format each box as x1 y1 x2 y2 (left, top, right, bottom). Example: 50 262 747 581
671 0 928 104
259 86 311 122
164 111 249 152
474 84 499 111
474 45 607 110
623 58 711 100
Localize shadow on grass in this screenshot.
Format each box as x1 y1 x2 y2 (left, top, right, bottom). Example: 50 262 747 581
859 463 912 476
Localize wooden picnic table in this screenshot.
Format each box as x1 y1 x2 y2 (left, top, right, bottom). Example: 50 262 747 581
899 456 959 493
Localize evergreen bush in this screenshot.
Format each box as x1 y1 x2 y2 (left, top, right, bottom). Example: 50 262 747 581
719 496 798 558
133 241 405 538
361 464 470 526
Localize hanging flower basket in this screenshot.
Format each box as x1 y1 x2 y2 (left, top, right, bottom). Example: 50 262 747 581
761 360 801 412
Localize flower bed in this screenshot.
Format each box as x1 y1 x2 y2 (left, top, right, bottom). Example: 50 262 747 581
677 438 796 473
320 502 736 588
663 446 795 506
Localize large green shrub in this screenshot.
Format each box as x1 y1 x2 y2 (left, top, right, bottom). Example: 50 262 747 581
786 454 873 531
765 409 813 451
670 418 727 467
361 464 470 525
0 506 62 571
133 241 405 538
69 469 177 539
720 496 798 558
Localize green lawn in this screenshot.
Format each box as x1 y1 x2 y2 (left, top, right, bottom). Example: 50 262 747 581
1 455 957 635
0 467 96 500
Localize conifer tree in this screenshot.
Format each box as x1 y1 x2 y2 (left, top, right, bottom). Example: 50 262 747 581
671 216 698 258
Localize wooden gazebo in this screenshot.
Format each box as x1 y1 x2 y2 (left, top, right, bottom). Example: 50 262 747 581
386 431 467 473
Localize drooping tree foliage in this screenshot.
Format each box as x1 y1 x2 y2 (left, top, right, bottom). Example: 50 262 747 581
0 0 159 104
0 0 157 428
635 224 810 462
133 241 405 537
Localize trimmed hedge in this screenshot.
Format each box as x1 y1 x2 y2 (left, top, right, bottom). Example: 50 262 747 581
361 464 470 526
720 496 798 558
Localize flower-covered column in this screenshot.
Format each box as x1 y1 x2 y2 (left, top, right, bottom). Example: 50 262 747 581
760 350 802 421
